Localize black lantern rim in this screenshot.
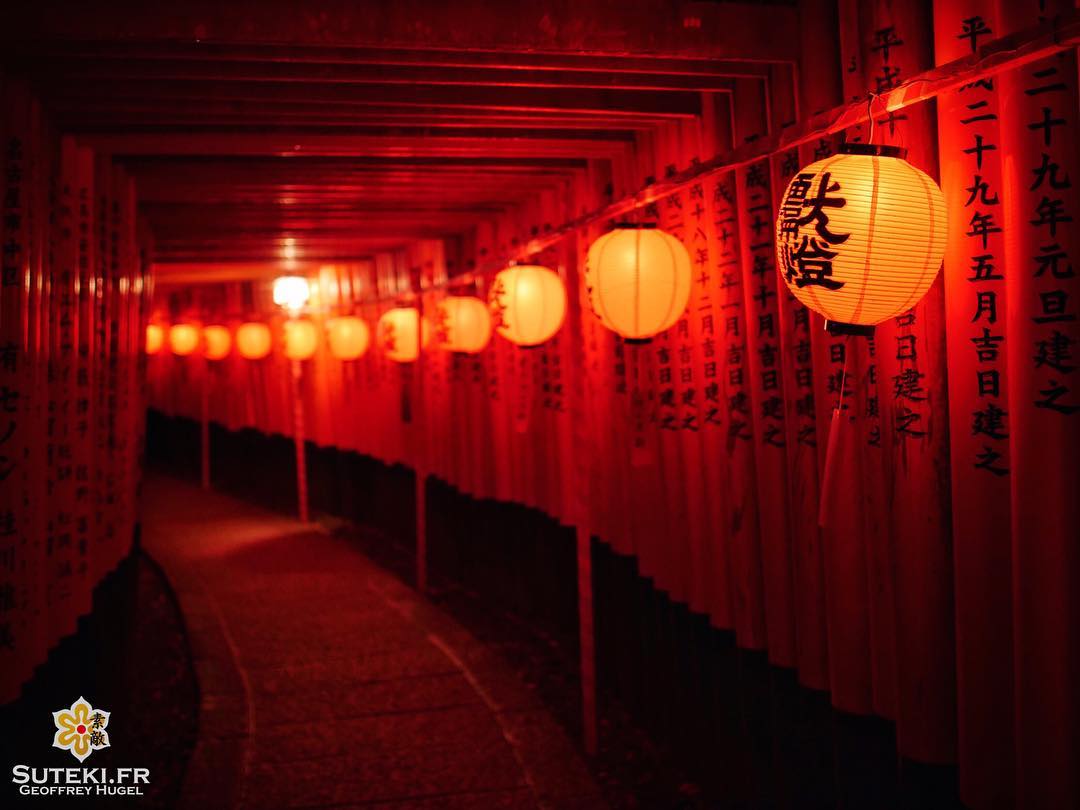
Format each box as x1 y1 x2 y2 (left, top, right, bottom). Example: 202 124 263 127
825 320 876 337
840 142 908 159
612 222 658 229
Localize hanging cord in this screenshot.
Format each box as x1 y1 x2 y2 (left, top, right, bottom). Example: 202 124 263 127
836 334 852 414
866 93 878 144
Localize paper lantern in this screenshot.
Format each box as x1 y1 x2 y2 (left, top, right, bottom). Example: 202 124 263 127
236 322 272 360
585 225 692 340
272 275 310 315
775 143 947 332
377 307 428 363
436 296 492 354
326 316 370 360
202 325 231 360
488 265 567 347
145 323 165 355
283 318 319 360
169 323 200 356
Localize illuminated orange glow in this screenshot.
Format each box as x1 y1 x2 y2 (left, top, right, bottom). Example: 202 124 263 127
169 323 200 356
488 265 566 347
436 296 492 354
203 325 232 360
283 318 319 360
272 274 310 314
326 316 370 360
775 145 947 327
585 225 692 340
377 307 428 363
145 323 165 355
236 322 273 360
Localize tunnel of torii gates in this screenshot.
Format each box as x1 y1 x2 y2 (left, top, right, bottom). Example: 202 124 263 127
1 0 1078 807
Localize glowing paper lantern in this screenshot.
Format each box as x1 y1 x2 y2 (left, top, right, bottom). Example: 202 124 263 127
202 325 232 360
145 323 165 355
272 275 310 315
283 318 319 360
488 265 567 347
236 322 272 360
169 323 200 356
585 225 692 340
326 316 370 360
775 143 947 332
436 296 492 354
377 307 428 363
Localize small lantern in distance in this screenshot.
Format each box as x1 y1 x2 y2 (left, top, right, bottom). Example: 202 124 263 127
436 296 492 354
236 322 272 360
283 318 319 360
377 307 428 363
585 224 692 341
145 323 165 355
169 323 200 356
488 265 567 347
203 325 232 360
774 143 947 334
326 316 370 360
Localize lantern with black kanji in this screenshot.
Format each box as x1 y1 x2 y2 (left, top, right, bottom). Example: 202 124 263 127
585 224 692 341
236 322 272 360
203 325 231 360
326 316 370 360
775 143 947 333
377 307 428 363
488 265 567 347
169 323 200 356
436 296 492 354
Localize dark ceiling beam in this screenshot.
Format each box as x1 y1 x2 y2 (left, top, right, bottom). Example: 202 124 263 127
54 113 657 133
84 134 628 160
20 57 751 92
4 41 784 74
151 262 381 286
48 98 693 124
1 1 799 61
38 78 705 116
87 127 636 144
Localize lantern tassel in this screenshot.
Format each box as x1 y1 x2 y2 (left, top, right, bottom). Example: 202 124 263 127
200 357 211 491
512 346 534 434
818 336 851 528
629 340 654 467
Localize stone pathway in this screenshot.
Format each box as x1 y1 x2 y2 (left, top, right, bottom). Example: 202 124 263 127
141 474 605 810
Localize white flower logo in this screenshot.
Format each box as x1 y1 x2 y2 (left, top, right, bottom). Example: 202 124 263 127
52 697 111 762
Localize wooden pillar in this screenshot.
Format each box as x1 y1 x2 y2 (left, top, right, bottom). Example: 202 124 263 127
415 469 428 593
413 288 429 594
290 356 309 523
576 525 597 755
200 357 211 490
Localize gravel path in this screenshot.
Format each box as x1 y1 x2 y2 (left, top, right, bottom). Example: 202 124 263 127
141 474 605 810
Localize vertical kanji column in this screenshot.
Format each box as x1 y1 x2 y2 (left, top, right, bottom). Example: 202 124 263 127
710 161 766 649
736 75 796 667
934 2 1014 806
0 81 32 703
996 1 1080 805
860 0 957 762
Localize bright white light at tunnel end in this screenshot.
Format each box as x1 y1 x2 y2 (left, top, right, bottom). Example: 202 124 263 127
273 275 311 316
